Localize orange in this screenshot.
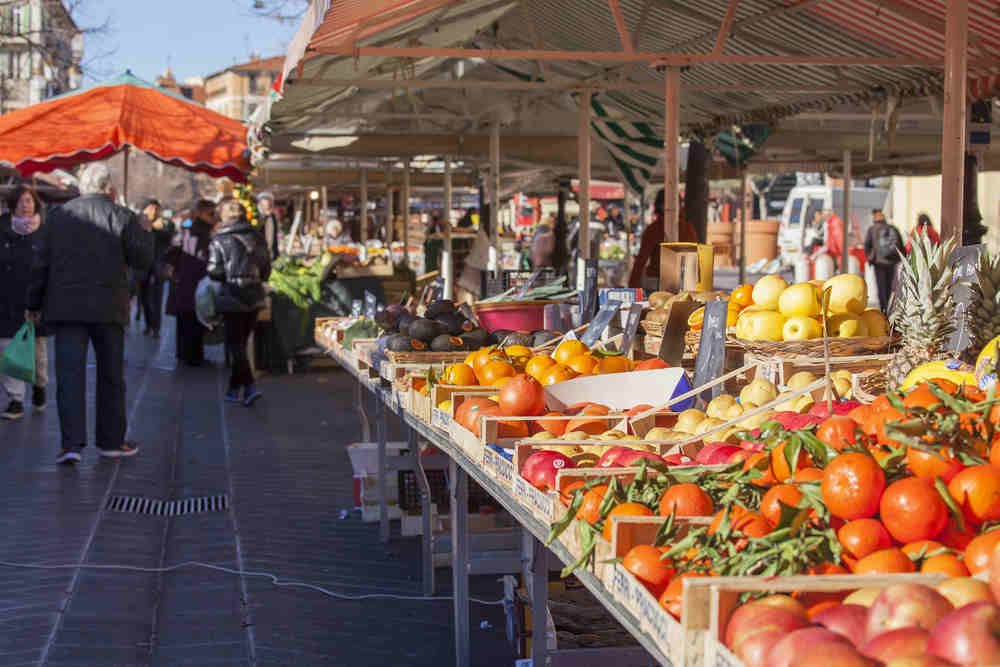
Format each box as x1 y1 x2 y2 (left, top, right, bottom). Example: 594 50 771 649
731 283 754 308
554 340 588 365
603 502 654 542
623 545 675 597
596 355 632 374
491 376 514 388
633 358 670 372
504 344 532 360
444 363 477 386
852 547 916 575
760 484 804 526
478 359 516 385
467 347 504 376
524 355 556 380
921 553 970 577
963 531 1000 574
566 354 598 375
576 485 609 524
540 364 576 386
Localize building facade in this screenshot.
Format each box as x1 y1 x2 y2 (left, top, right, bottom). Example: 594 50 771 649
204 54 279 122
0 0 82 113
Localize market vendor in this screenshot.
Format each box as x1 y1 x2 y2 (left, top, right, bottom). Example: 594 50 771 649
627 189 698 292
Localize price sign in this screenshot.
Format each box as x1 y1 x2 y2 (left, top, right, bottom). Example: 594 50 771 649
351 299 363 317
581 301 621 347
515 269 544 298
658 300 701 366
692 300 729 401
948 244 984 354
579 259 599 324
363 290 378 319
619 303 644 356
458 303 481 329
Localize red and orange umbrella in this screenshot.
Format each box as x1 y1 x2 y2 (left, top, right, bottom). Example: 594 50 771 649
0 71 250 182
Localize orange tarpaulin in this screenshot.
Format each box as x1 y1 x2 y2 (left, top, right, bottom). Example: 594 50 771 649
0 72 250 182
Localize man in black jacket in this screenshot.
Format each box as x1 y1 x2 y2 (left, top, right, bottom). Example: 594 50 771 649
165 199 216 366
26 162 153 464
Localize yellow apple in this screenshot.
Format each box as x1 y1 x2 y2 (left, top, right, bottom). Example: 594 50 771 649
787 371 817 389
740 378 778 406
774 392 797 411
739 409 774 430
695 417 726 435
778 283 821 317
530 431 556 440
809 279 826 290
721 402 745 420
740 310 787 341
706 394 738 419
620 434 638 441
828 313 869 338
831 369 853 383
823 274 868 315
752 274 790 310
645 427 684 441
675 408 706 433
795 395 815 413
833 377 852 398
563 430 592 440
782 315 822 341
548 444 584 455
859 308 889 337
600 429 627 440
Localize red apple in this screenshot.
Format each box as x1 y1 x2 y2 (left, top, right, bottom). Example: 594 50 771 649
737 629 786 667
927 601 1000 665
521 451 575 491
597 446 630 468
696 442 733 464
861 627 929 663
814 604 870 647
755 594 807 619
937 577 996 609
728 450 752 464
697 442 744 464
662 453 694 466
616 449 665 467
866 583 954 641
789 641 876 667
725 605 808 653
768 628 848 667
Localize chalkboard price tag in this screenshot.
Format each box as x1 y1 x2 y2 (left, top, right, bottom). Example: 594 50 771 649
658 300 701 366
516 269 544 298
581 301 621 347
351 299 363 317
458 302 481 329
619 303 644 356
579 259 599 324
948 244 984 354
363 290 378 319
692 300 729 401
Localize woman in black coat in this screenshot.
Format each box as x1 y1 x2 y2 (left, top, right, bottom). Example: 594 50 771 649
0 186 49 419
165 199 216 366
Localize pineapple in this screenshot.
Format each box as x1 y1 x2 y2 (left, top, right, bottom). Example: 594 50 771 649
969 248 1000 353
884 235 958 388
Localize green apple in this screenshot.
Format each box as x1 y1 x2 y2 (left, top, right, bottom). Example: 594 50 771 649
778 283 821 317
859 308 889 337
751 274 789 310
741 310 787 341
782 315 822 341
828 313 869 338
823 274 868 315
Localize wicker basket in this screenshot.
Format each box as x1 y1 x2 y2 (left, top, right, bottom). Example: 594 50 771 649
640 320 666 338
734 336 899 358
853 370 889 403
385 350 470 364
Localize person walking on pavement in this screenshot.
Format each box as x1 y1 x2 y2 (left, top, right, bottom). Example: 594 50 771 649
0 186 50 420
138 199 174 339
26 163 153 463
627 189 699 292
906 212 941 254
257 192 280 260
207 198 271 406
864 209 905 312
165 199 215 366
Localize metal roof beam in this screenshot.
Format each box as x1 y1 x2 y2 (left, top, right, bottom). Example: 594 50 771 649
713 0 741 54
662 0 830 53
870 0 990 55
607 0 633 54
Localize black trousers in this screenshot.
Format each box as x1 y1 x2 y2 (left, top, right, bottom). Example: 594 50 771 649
175 312 205 365
53 323 126 451
873 263 897 312
224 310 258 390
141 269 164 333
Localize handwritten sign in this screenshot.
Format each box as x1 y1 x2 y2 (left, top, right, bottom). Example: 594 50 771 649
364 290 378 319
579 259 599 324
431 408 451 431
658 300 701 366
620 303 644 356
692 300 729 401
458 303 481 329
948 244 984 354
581 301 621 347
351 299 363 317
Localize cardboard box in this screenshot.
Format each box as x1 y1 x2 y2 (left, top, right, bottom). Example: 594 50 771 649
658 243 715 293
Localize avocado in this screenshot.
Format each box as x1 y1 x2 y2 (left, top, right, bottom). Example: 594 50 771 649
502 331 534 347
408 318 442 343
424 299 455 319
374 309 399 332
386 334 414 352
532 330 561 347
435 312 465 336
460 328 490 349
396 312 415 336
431 334 465 352
491 329 512 342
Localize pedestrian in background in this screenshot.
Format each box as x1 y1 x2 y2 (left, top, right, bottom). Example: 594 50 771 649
138 199 174 339
0 185 49 420
627 189 699 292
906 212 941 254
864 209 905 312
257 192 280 260
166 199 215 366
207 198 271 406
26 163 153 463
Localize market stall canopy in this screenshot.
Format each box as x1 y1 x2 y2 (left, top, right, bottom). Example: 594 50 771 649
0 72 251 182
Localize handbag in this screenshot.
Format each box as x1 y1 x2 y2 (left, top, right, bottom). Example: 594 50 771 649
0 322 36 384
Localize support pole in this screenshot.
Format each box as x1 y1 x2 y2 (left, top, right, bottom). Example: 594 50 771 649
524 531 549 665
410 428 434 597
443 157 454 300
385 165 394 249
403 162 411 269
376 391 389 543
739 169 748 285
490 119 501 275
450 459 470 667
841 149 852 273
360 169 369 243
578 89 592 287
940 0 968 244
664 67 681 243
321 185 328 228
122 146 130 205
624 187 634 279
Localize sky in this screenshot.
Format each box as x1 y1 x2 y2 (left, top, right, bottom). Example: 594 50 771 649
75 1 300 85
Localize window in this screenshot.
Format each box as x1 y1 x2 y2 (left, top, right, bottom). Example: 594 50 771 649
788 198 804 225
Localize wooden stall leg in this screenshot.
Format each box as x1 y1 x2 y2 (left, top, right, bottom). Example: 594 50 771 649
357 380 372 443
450 459 470 667
524 530 549 666
411 427 435 596
377 393 390 543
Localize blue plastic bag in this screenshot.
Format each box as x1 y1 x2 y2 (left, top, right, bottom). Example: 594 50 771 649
0 322 35 384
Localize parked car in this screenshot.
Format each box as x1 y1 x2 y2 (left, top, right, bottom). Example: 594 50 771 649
777 185 889 259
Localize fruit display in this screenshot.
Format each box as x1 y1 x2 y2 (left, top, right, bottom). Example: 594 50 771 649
642 290 730 330
373 299 492 353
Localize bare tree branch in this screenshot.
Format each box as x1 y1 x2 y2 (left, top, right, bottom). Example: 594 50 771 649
238 0 309 24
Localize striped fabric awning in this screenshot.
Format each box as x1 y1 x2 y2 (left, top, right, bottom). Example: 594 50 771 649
589 96 664 196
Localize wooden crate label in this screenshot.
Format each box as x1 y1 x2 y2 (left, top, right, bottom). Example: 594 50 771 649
380 361 394 382
513 475 532 507
609 564 633 599
486 447 516 486
431 408 451 430
529 485 554 519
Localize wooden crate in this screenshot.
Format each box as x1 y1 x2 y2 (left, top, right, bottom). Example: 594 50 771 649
385 350 470 365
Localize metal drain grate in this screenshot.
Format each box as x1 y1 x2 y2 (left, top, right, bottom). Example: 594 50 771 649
106 494 229 516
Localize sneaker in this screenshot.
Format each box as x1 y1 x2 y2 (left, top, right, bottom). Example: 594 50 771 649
224 389 242 403
32 386 46 411
98 443 140 459
56 448 82 465
243 386 262 406
1 400 24 420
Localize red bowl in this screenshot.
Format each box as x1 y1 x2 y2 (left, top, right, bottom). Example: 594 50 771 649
471 301 557 333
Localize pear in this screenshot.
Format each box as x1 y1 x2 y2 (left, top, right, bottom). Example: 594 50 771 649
675 408 706 434
706 395 738 420
786 371 817 390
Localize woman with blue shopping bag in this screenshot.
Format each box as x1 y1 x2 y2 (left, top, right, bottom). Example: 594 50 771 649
0 186 49 420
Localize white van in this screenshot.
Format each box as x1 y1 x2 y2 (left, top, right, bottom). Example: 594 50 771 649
777 185 890 256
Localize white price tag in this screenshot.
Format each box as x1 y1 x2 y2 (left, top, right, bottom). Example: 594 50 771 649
431 408 451 430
